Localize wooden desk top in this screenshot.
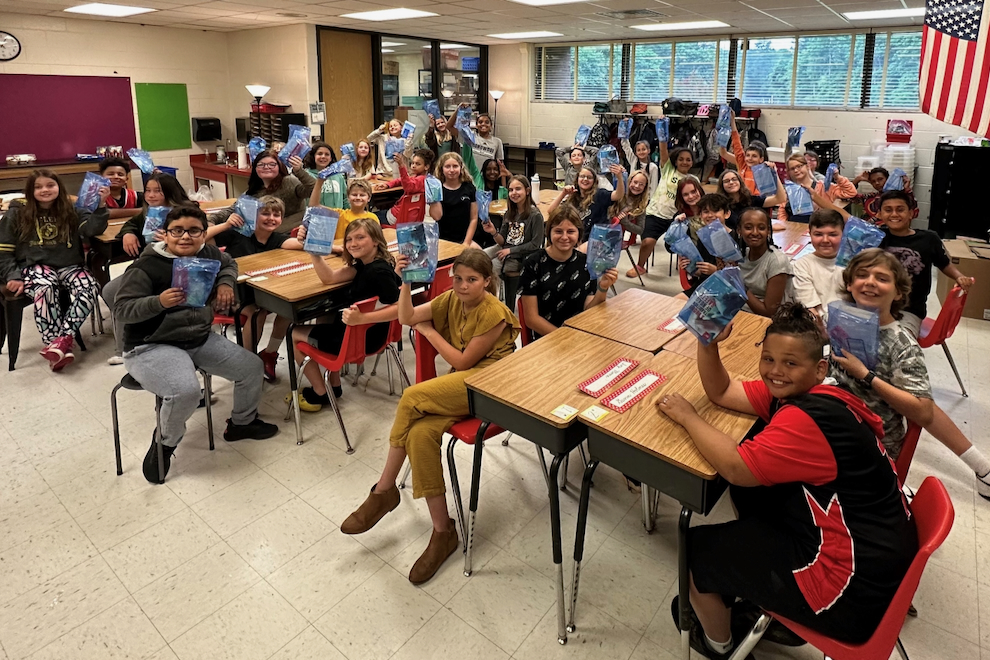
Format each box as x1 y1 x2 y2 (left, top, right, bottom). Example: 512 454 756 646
563 289 686 354
464 327 653 429
662 311 771 381
583 351 757 479
93 198 238 243
241 228 464 303
489 188 556 218
773 221 812 257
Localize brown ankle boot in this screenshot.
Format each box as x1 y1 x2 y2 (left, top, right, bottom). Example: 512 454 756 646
340 484 400 534
409 518 459 585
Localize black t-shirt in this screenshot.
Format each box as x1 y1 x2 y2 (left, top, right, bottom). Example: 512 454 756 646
728 194 768 230
881 229 950 319
213 229 289 259
581 189 615 237
519 250 597 331
350 258 401 349
439 181 477 243
110 190 144 209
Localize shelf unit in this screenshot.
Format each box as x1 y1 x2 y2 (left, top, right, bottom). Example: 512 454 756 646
591 112 756 122
505 145 556 189
248 111 307 144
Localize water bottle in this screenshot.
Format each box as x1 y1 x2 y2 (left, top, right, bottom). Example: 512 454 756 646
531 173 540 205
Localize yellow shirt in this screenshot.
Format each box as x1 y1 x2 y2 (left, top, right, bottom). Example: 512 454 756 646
329 208 379 240
430 290 520 368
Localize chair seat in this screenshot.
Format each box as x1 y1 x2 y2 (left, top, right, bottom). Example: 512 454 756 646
448 418 506 444
918 317 935 344
120 373 144 391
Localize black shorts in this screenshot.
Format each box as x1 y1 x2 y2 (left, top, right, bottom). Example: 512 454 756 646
690 494 884 644
643 215 673 240
307 319 388 356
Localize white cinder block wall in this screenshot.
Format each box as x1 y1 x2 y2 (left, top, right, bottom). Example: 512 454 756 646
489 43 983 226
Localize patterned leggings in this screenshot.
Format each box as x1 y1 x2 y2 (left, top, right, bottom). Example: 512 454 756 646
22 264 98 345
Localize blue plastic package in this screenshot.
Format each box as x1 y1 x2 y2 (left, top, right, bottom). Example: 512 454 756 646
597 145 620 172
233 195 259 237
663 219 689 247
423 99 441 118
883 167 907 191
655 117 670 143
171 257 221 308
401 121 416 139
142 206 169 243
454 106 476 143
278 125 312 166
835 217 885 268
586 223 623 279
75 172 111 212
823 163 839 192
677 266 748 345
426 175 443 204
715 126 732 149
697 220 744 263
827 300 879 370
716 104 732 131
617 118 633 140
302 207 340 255
751 163 777 196
317 158 354 178
340 142 356 160
574 125 592 147
476 189 492 224
126 148 155 175
785 182 814 216
787 126 806 149
669 236 704 274
385 137 406 159
248 137 266 163
397 221 440 283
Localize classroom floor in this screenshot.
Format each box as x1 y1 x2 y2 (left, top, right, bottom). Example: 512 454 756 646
0 255 987 660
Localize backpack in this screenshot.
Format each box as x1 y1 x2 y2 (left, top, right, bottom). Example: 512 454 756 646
669 120 706 164
588 117 610 148
630 118 659 155
747 127 770 148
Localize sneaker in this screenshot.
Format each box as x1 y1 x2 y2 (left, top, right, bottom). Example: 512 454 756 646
625 265 647 278
107 355 124 366
670 597 756 660
977 472 990 502
142 432 176 483
259 350 279 383
50 336 74 371
40 341 60 366
223 415 279 442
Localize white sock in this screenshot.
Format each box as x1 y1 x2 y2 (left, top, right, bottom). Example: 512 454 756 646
960 447 990 477
264 335 282 354
705 633 733 654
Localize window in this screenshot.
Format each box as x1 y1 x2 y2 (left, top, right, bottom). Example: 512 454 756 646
632 42 671 102
577 44 613 101
673 41 717 101
716 39 738 101
880 32 922 108
537 46 574 101
741 37 795 106
795 34 852 106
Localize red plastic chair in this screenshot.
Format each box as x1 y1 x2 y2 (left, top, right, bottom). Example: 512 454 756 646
730 476 955 660
517 297 533 346
622 231 645 286
679 264 691 292
288 297 403 454
409 263 454 345
369 317 411 395
895 422 922 489
917 285 968 397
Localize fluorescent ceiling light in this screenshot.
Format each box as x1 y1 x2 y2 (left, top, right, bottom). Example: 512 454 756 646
423 43 469 49
632 20 729 31
381 41 406 47
487 30 563 39
64 2 154 16
381 49 395 53
843 7 925 19
508 0 590 4
342 7 438 21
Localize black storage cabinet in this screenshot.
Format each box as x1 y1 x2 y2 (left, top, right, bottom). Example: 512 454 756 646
929 143 990 238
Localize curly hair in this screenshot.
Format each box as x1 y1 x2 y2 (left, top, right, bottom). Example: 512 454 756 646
839 248 912 320
763 302 828 360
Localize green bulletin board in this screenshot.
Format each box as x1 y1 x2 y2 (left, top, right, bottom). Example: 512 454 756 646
134 83 192 151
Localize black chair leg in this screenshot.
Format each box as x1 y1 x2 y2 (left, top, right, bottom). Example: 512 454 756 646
0 300 7 356
6 299 26 371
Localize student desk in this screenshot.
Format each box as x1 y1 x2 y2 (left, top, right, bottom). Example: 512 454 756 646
774 221 813 259
662 311 771 381
488 188 558 218
239 229 464 446
464 328 653 645
569 350 757 660
88 198 237 288
563 289 687 354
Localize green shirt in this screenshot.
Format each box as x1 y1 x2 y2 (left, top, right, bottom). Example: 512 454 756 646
306 170 349 210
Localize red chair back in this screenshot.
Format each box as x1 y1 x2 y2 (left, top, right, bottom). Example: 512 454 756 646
296 297 385 371
414 328 440 383
918 286 967 348
517 297 532 346
621 232 638 250
679 265 691 292
770 476 954 660
427 264 454 301
894 422 922 488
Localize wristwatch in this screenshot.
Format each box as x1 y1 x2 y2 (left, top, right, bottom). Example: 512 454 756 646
861 371 877 388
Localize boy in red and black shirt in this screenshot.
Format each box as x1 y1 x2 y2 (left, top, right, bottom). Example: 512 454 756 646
375 149 439 226
657 304 916 659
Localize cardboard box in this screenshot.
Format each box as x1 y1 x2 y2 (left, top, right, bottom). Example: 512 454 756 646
937 239 990 321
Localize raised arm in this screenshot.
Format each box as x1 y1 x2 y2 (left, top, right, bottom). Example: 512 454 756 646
464 201 479 247
608 165 625 201
309 252 355 285
696 324 757 414
763 172 787 207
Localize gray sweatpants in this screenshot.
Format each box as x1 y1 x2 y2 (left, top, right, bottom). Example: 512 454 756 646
103 277 125 356
123 333 264 447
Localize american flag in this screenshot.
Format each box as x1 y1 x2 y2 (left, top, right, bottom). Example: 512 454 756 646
920 0 990 137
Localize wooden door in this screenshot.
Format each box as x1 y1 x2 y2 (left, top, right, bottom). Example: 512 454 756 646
319 29 375 153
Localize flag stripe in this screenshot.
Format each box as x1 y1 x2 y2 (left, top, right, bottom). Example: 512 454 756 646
960 27 987 129
972 54 990 134
950 40 975 125
920 26 935 112
923 28 944 113
936 34 957 119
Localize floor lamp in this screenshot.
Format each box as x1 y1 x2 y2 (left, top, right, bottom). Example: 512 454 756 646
489 89 504 132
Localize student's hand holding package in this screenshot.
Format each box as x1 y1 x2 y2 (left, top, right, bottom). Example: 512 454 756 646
97 186 111 207
483 220 497 235
656 392 698 425
707 321 735 347
288 155 304 172
123 233 141 257
598 268 618 290
956 275 975 291
6 280 24 296
831 348 869 381
680 256 715 275
159 287 185 309
296 225 308 242
608 163 624 176
393 152 407 167
563 185 575 196
213 284 234 313
394 253 410 277
225 213 245 230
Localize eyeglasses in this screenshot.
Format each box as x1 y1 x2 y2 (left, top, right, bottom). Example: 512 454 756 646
166 227 205 238
256 162 280 170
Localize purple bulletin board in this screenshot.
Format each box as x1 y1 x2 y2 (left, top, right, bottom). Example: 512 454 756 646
0 74 137 161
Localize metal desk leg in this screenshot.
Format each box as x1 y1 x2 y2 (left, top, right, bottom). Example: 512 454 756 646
547 453 568 645
678 506 693 660
464 420 489 577
567 459 600 635
284 324 304 445
642 486 656 533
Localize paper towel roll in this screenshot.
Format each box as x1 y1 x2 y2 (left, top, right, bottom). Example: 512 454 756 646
237 145 248 170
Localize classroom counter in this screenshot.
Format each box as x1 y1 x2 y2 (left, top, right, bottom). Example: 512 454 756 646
0 159 103 194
